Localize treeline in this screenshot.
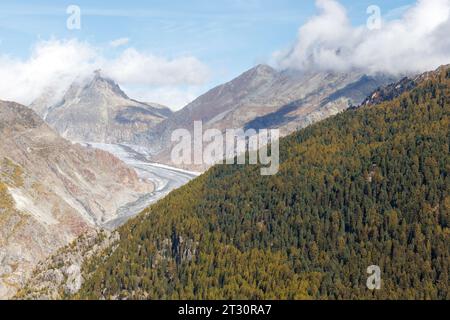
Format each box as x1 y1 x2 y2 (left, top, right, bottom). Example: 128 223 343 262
76 68 449 300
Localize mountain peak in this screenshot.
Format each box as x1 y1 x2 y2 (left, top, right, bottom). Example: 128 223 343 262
93 69 102 77
88 71 129 99
251 64 277 75
230 64 279 87
34 71 172 144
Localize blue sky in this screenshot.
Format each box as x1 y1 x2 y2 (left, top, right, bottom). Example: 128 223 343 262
0 0 428 108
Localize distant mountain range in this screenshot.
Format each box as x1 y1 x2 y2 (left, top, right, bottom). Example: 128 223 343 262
133 64 395 169
29 65 395 171
0 101 153 298
30 70 172 144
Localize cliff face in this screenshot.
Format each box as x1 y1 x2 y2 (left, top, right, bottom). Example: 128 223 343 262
0 101 153 298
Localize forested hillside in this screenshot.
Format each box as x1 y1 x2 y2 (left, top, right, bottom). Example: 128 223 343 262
76 67 449 300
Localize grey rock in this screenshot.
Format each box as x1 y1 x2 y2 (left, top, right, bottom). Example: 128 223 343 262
30 71 172 144
64 265 82 295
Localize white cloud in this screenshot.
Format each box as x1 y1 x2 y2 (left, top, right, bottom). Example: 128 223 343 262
103 48 210 86
276 0 450 75
124 86 204 111
0 39 100 106
109 37 130 48
0 39 210 109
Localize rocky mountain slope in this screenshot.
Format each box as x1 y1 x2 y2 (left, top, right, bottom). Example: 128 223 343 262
30 71 172 144
135 64 394 169
360 64 450 107
0 101 153 298
16 230 120 299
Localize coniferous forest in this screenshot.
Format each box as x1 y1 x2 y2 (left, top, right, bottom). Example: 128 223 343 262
76 68 449 300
